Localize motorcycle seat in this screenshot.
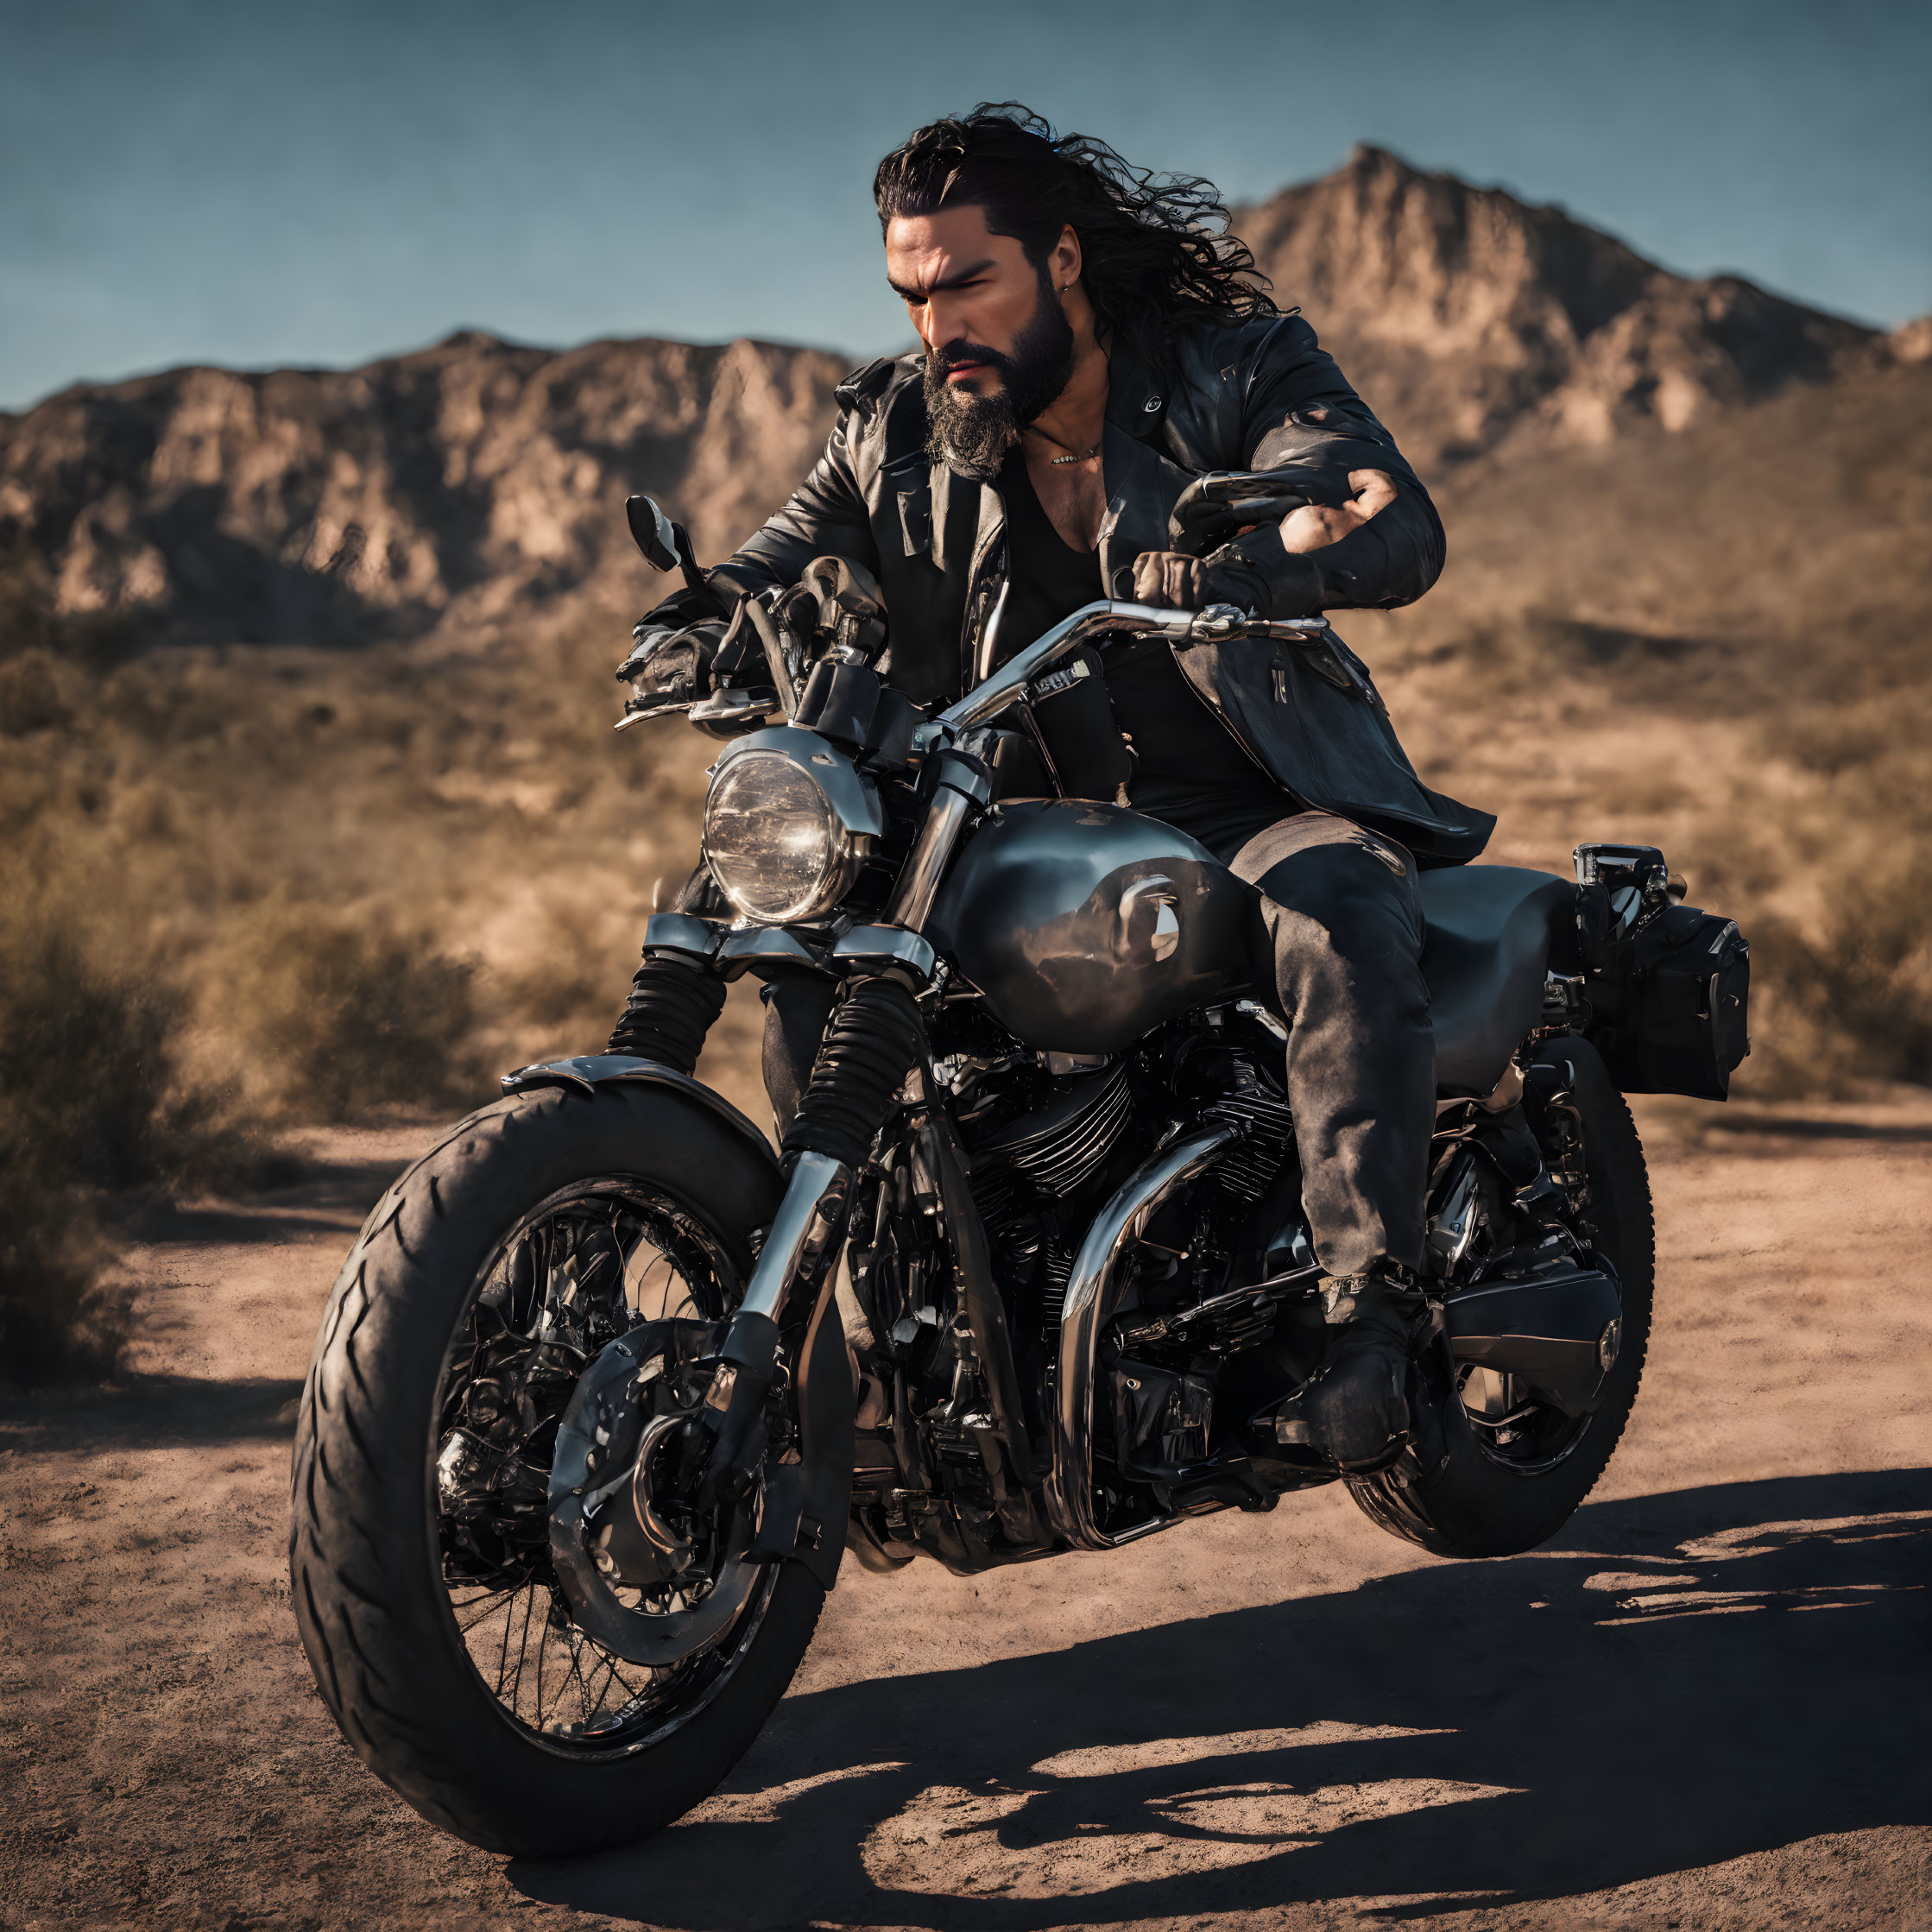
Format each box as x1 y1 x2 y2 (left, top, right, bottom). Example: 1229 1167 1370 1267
1419 867 1575 1097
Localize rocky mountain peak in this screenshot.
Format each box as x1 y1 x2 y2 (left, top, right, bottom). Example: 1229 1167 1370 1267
0 147 1889 653
1237 144 1875 463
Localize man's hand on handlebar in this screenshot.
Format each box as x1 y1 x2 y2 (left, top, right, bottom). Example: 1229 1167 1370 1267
1279 466 1397 551
1132 465 1398 619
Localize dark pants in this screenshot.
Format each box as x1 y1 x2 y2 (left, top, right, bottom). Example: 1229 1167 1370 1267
1228 812 1432 1279
760 809 1432 1280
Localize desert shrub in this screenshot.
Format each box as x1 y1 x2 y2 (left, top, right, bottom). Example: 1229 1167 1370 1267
0 918 186 1190
0 906 278 1382
0 912 272 1194
1746 868 1932 1092
222 905 485 1119
0 1114 125 1381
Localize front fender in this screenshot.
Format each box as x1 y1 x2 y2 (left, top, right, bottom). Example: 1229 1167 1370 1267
502 1052 777 1176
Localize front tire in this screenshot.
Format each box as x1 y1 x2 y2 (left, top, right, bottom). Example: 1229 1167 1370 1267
1348 1039 1655 1557
289 1083 824 1856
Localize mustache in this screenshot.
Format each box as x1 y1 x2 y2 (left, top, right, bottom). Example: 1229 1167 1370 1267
930 338 1019 379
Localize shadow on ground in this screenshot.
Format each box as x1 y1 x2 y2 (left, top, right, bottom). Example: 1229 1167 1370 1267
514 1469 1930 1929
123 1153 407 1248
0 1373 306 1450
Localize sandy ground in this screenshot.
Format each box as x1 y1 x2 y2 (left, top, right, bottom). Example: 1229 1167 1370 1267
3 1093 1929 1932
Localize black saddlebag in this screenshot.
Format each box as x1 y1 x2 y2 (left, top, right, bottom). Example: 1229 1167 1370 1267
1586 902 1752 1100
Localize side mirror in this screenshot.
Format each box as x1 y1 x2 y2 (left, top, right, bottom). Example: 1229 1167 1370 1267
626 495 681 573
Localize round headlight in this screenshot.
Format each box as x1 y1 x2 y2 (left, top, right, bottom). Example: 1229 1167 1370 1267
702 748 862 923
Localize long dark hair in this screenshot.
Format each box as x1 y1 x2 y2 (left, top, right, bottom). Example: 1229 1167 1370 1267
874 102 1275 362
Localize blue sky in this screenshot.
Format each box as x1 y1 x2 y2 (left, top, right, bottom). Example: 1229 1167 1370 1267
3 0 1927 410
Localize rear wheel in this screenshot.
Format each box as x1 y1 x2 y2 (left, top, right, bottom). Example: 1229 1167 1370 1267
289 1083 826 1856
1347 1039 1654 1557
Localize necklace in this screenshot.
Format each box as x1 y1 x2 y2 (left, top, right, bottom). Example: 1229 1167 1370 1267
1026 425 1102 466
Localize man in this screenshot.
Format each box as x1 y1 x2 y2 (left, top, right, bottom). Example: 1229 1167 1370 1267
628 104 1493 1471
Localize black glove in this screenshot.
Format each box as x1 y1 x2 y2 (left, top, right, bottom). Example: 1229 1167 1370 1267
1165 464 1353 557
1128 522 1323 618
616 615 726 714
776 554 889 661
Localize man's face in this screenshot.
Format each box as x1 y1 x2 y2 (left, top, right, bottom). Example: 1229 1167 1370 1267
886 203 1076 477
886 204 1051 392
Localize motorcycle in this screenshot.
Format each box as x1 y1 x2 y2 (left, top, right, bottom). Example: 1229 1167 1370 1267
289 488 1751 1856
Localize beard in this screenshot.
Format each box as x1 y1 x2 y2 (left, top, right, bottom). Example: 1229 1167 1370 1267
923 273 1077 481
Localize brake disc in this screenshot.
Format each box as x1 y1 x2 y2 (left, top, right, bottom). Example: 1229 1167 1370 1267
546 1317 762 1666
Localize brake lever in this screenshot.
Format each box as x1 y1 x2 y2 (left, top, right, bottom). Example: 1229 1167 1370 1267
743 593 801 720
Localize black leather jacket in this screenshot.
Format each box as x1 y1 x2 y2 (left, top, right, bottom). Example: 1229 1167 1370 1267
699 312 1492 862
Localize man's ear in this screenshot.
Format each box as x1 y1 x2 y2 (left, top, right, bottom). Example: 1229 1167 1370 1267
1051 223 1082 293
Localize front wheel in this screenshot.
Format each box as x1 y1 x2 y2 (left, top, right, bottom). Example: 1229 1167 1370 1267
289 1083 824 1856
1348 1038 1655 1557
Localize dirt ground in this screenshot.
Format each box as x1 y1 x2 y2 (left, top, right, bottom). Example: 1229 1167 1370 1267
3 1090 1929 1932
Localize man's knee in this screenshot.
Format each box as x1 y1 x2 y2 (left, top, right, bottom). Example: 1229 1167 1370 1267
1235 815 1425 1011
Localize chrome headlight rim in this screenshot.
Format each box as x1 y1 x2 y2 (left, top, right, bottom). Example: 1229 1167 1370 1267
700 730 879 925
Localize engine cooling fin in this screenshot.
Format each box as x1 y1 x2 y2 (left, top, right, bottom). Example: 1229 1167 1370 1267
1202 1083 1293 1205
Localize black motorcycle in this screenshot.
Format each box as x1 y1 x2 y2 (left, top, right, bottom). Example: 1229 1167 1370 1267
289 489 1750 1856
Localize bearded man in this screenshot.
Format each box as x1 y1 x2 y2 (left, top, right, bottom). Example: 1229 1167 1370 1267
628 104 1493 1471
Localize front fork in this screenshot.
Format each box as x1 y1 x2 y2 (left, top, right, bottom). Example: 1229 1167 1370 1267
665 737 995 1506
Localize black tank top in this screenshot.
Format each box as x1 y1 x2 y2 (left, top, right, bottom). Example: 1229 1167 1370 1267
998 455 1291 860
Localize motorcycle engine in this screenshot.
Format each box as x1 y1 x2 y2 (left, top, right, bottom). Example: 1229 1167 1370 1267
956 1057 1136 1323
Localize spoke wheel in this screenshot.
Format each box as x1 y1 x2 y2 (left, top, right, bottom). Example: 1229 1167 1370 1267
291 1080 833 1856
433 1180 773 1754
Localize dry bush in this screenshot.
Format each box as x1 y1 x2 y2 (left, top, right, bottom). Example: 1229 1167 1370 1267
218 904 487 1121
0 1126 123 1383
0 910 274 1194
0 906 278 1381
1746 868 1932 1093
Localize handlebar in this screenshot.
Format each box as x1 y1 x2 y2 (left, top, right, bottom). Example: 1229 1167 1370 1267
935 601 1329 731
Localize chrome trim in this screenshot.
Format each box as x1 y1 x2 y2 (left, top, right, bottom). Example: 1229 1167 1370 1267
701 726 881 925
707 725 885 837
641 912 723 959
940 601 1191 730
1234 998 1289 1043
940 599 1340 734
717 927 827 981
628 1412 696 1569
884 782 975 931
832 924 938 980
1045 1125 1238 1550
737 1150 852 1323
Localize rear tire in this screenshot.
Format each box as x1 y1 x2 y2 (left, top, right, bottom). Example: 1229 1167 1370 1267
1348 1038 1654 1557
289 1083 824 1857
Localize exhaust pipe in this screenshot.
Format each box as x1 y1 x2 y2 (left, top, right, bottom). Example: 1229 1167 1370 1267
1442 1257 1624 1418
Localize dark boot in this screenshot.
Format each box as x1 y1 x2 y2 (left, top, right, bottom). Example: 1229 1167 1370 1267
1274 1269 1427 1471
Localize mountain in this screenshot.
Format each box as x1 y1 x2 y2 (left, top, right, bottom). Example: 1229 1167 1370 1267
0 331 845 651
1234 144 1878 466
0 144 1914 655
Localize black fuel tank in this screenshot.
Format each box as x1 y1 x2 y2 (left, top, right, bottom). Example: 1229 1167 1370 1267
927 800 1251 1053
